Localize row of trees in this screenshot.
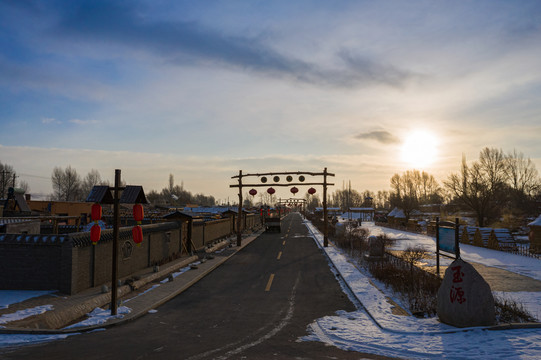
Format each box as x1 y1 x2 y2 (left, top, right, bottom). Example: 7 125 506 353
445 148 540 226
388 147 540 227
146 174 215 207
50 167 105 201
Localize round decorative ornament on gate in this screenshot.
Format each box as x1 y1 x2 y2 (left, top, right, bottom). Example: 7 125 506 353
290 187 299 195
249 189 257 196
267 187 276 195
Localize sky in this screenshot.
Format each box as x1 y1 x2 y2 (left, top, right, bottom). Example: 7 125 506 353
1 0 540 202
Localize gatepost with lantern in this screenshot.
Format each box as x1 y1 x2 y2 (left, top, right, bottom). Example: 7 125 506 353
86 169 148 315
230 168 334 246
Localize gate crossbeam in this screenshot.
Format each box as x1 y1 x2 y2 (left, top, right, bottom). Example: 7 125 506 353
230 168 334 247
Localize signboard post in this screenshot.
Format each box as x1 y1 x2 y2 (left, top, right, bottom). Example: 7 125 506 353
436 217 460 276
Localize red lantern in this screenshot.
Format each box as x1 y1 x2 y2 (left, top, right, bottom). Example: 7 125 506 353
90 224 101 245
132 225 143 246
91 203 102 222
133 204 144 223
308 187 316 195
290 187 299 195
267 187 275 195
249 189 257 196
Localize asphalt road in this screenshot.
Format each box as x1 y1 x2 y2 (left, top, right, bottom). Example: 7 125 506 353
3 213 390 359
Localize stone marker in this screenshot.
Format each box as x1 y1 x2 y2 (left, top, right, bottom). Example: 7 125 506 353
437 258 496 327
364 235 385 262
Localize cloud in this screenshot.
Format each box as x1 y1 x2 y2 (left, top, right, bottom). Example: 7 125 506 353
50 1 414 89
41 117 61 124
69 119 99 125
354 130 400 145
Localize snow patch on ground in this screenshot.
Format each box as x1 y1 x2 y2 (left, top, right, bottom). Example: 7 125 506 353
63 306 132 329
0 305 54 325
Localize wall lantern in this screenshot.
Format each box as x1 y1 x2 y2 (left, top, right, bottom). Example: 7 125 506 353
132 203 144 246
290 187 299 195
249 189 257 196
90 203 102 245
267 187 276 195
91 224 101 245
91 203 102 221
132 225 143 246
133 204 144 223
308 187 316 195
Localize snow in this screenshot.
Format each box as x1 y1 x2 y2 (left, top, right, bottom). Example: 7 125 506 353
528 215 541 227
302 220 541 359
63 306 131 329
0 305 54 326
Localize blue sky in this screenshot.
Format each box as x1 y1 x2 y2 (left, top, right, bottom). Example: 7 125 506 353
1 0 540 202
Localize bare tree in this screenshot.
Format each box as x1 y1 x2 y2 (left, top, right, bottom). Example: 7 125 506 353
51 166 82 201
505 149 540 197
0 162 16 198
81 169 103 199
445 148 508 227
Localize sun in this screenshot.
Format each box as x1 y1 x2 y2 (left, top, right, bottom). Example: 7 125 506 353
401 130 439 168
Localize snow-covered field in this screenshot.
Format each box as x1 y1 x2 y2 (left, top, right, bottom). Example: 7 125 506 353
303 221 541 359
1 221 540 359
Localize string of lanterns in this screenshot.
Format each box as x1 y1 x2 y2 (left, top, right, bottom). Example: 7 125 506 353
247 175 317 197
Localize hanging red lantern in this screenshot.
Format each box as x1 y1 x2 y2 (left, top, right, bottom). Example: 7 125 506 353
132 225 143 246
249 189 257 196
290 187 299 195
308 187 316 195
91 203 102 222
267 187 275 195
90 224 101 245
133 204 144 223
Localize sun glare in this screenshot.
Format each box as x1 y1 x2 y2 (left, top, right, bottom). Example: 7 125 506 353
401 130 439 168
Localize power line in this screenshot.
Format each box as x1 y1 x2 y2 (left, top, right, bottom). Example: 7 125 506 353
18 173 50 180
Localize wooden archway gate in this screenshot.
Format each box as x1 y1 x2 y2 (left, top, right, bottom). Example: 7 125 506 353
230 168 335 247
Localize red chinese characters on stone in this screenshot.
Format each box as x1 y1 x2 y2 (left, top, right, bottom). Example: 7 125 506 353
451 265 465 283
450 265 466 304
450 285 466 304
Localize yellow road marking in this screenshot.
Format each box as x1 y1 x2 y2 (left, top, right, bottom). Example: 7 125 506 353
277 251 282 260
282 240 286 245
265 274 275 292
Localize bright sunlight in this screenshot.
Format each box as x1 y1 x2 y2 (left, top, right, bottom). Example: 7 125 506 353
400 130 439 168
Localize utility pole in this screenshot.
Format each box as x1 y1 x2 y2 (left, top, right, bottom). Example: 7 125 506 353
111 169 121 315
323 167 329 247
236 170 243 246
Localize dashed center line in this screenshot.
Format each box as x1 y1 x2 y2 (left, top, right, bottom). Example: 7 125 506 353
265 274 275 292
277 251 282 260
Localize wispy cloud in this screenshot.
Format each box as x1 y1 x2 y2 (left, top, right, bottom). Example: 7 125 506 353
51 1 414 89
354 130 400 145
69 119 99 125
41 117 61 125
